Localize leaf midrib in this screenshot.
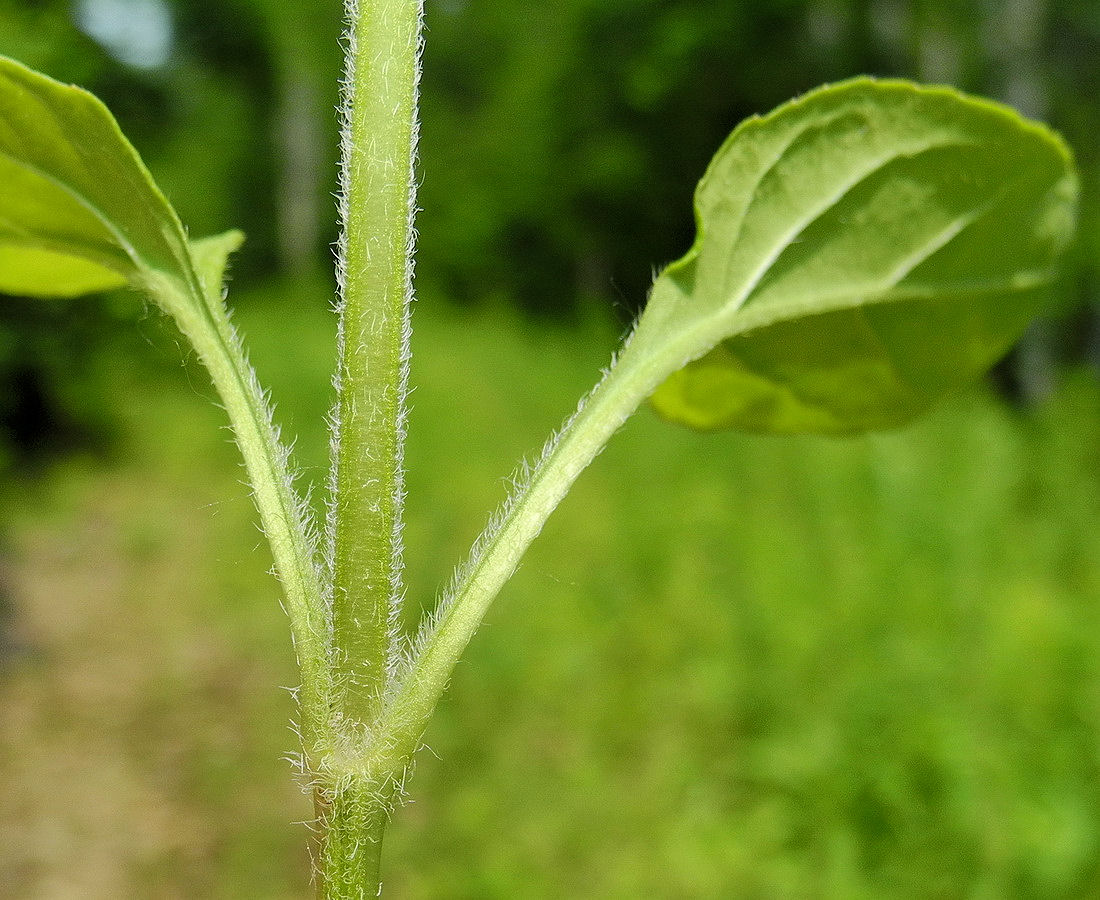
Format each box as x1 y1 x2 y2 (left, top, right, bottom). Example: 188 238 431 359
0 144 155 272
719 136 980 317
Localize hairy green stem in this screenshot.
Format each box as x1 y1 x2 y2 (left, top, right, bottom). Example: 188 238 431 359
315 778 388 899
148 269 331 746
330 0 423 726
316 0 423 893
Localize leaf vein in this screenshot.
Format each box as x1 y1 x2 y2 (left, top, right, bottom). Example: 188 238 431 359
728 137 977 314
0 145 146 269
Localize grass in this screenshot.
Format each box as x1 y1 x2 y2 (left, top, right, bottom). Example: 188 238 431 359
2 275 1100 897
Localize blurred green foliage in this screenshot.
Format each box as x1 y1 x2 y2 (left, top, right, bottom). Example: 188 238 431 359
3 282 1100 895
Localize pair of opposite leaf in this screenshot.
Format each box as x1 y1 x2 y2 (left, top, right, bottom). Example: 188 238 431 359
0 55 1078 440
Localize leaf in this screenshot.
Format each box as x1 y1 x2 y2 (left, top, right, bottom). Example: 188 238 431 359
641 78 1078 434
191 229 246 302
0 244 126 297
0 55 215 316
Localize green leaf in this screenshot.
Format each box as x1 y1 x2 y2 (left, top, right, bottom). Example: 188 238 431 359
190 229 246 302
642 78 1078 434
0 54 199 309
0 244 126 297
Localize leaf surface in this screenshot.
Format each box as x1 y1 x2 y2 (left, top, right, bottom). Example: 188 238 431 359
191 229 246 302
0 55 201 309
641 78 1077 433
0 245 126 297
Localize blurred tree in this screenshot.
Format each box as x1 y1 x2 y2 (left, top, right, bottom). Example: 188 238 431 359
236 0 343 271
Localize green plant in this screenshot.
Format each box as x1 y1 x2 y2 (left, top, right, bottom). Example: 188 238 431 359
0 2 1078 895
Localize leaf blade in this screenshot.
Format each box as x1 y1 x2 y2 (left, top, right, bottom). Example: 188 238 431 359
0 54 191 297
0 244 126 297
643 78 1077 434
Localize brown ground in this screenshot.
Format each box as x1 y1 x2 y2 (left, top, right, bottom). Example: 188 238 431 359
0 464 312 898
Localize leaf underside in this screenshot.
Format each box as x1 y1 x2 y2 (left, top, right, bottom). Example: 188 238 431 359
645 78 1078 434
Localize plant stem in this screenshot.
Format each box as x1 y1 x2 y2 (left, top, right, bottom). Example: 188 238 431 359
148 260 332 747
315 777 388 898
330 0 423 725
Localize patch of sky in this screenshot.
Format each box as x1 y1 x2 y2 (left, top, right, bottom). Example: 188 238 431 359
74 0 173 70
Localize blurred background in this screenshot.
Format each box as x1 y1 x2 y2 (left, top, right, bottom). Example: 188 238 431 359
1 0 1100 896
